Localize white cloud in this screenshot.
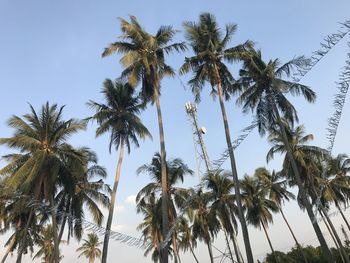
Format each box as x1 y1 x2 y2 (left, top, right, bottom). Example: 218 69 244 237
125 195 136 205
111 224 125 231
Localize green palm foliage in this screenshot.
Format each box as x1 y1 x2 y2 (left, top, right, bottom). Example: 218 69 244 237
136 153 193 263
76 233 102 263
56 148 111 242
240 175 279 261
236 47 334 262
87 78 151 263
102 17 186 263
0 102 86 263
180 12 254 263
33 224 63 263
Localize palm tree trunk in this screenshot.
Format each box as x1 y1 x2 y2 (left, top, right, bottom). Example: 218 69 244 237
16 209 34 263
231 233 244 263
214 64 254 263
320 207 350 263
271 100 335 263
154 91 169 263
206 241 214 263
320 209 345 263
1 235 16 263
101 140 125 263
189 245 199 263
336 202 350 232
224 230 235 263
58 209 68 244
261 220 278 263
50 195 60 263
279 207 308 263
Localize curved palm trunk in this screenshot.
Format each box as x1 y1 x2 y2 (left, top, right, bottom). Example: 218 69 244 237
206 241 214 263
215 66 254 263
1 235 16 263
101 140 125 263
16 209 34 263
320 210 345 263
154 91 169 263
224 230 235 263
335 202 350 232
279 207 308 263
261 220 278 263
50 196 60 263
271 101 335 263
320 207 350 263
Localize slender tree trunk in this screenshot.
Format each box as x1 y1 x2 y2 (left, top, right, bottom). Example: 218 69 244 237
224 230 235 263
321 207 350 263
271 101 335 263
206 241 214 263
58 211 67 244
101 140 125 263
261 220 278 263
16 209 34 263
189 245 199 263
214 65 254 263
50 196 60 263
336 202 350 232
154 91 169 263
320 209 345 263
279 207 308 263
1 235 16 263
231 234 244 263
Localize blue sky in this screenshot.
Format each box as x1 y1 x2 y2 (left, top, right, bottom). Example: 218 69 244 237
1 0 350 262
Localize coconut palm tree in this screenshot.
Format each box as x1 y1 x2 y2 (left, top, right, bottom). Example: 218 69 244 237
267 122 349 262
236 47 334 262
255 167 308 263
176 217 199 263
179 13 254 263
240 175 279 262
56 148 111 243
102 17 186 263
87 79 151 263
33 224 64 263
0 102 86 263
76 233 102 263
136 153 193 263
204 172 243 263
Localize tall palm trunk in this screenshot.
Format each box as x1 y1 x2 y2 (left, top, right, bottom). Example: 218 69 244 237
1 235 16 263
154 91 169 263
335 202 350 232
231 233 244 263
16 209 34 263
320 207 350 263
320 210 345 263
279 206 308 263
58 201 70 244
206 241 214 263
50 195 60 263
261 220 278 263
214 65 254 263
224 230 235 263
271 100 335 263
101 140 125 263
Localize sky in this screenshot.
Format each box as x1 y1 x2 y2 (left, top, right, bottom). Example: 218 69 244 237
0 0 350 262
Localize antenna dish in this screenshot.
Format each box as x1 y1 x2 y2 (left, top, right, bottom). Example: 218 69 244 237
200 127 207 134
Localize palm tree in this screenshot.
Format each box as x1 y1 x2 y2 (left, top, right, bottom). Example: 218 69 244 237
236 48 334 262
179 13 254 263
102 16 186 263
240 175 279 262
33 224 63 263
56 148 111 243
87 79 151 263
191 190 220 263
0 102 86 263
255 167 308 263
76 233 102 263
136 153 193 263
176 217 199 263
204 172 243 263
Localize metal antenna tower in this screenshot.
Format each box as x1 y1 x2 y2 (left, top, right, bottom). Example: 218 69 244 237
185 102 212 176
